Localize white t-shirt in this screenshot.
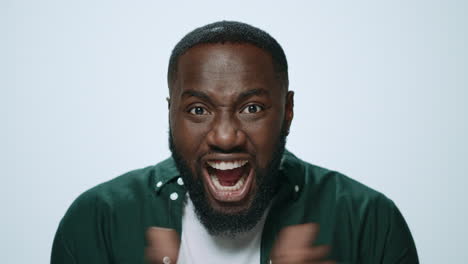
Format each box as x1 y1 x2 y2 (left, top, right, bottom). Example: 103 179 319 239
177 197 268 264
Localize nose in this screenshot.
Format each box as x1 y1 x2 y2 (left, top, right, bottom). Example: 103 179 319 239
206 113 247 153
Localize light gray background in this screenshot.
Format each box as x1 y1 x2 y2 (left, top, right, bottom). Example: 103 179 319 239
2 0 467 263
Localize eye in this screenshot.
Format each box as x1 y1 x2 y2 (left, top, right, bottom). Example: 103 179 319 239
188 106 209 115
241 104 264 114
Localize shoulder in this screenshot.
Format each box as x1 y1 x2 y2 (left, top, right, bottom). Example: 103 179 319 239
69 165 155 211
52 160 178 262
54 158 178 250
60 157 177 225
282 150 393 210
281 151 418 262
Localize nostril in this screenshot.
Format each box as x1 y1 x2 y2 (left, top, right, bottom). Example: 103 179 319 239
206 122 247 153
210 145 245 154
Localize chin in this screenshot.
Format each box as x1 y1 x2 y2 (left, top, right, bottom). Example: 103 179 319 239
204 190 257 215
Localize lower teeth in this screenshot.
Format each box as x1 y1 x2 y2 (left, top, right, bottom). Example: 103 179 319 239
210 174 245 191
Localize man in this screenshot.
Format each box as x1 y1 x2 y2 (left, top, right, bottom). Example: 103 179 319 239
51 21 418 264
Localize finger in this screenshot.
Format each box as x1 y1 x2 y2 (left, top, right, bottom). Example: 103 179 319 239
145 227 180 264
145 246 179 264
272 245 331 259
306 245 331 259
274 223 319 250
271 245 331 263
146 227 179 246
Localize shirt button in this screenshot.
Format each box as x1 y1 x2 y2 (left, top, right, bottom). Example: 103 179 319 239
177 177 184 185
170 192 179 201
156 181 163 188
294 185 300 192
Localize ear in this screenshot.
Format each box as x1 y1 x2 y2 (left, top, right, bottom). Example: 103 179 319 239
284 91 294 135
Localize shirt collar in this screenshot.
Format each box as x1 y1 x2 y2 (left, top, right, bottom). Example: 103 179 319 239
279 149 305 198
152 157 180 194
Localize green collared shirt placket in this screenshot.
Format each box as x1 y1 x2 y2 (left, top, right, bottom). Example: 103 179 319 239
152 158 186 235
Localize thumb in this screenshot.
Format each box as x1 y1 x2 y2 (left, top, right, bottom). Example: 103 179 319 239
145 227 180 264
272 223 319 253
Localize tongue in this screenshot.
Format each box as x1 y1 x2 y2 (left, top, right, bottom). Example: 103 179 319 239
215 167 244 186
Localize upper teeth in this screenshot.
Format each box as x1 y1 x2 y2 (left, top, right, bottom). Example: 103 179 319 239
207 160 248 170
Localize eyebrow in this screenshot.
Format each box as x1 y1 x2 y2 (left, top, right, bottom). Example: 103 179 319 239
181 90 213 103
237 88 269 101
181 88 270 104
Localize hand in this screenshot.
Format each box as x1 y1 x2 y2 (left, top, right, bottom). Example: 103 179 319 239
270 223 335 264
145 227 180 264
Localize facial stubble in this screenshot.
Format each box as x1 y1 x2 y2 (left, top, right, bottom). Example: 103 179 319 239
168 126 287 237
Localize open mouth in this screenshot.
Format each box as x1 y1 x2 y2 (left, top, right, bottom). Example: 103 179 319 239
203 159 254 202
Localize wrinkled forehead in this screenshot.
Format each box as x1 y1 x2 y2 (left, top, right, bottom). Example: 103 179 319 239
172 43 281 96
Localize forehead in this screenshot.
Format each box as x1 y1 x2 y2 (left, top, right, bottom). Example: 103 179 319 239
173 43 281 96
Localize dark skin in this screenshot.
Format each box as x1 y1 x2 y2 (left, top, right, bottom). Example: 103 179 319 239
270 223 335 264
169 43 293 213
146 43 334 263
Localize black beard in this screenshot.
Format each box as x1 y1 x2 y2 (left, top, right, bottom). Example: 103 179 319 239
168 127 287 237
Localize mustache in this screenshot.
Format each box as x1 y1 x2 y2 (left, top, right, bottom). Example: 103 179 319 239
168 130 253 159
207 145 247 154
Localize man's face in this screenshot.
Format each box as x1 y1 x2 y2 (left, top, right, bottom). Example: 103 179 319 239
169 43 293 235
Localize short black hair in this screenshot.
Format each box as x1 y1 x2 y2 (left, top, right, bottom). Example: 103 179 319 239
167 20 289 93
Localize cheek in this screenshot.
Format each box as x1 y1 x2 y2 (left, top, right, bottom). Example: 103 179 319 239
171 115 210 157
243 111 284 166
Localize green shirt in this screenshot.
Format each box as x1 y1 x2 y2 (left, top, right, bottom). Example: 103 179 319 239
51 150 418 263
